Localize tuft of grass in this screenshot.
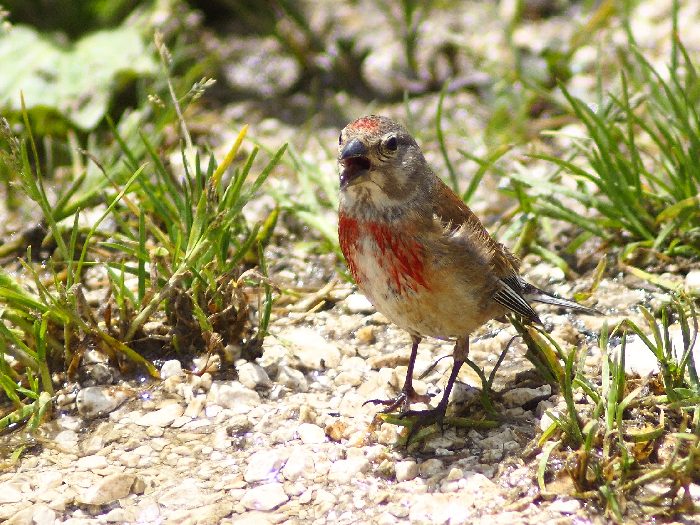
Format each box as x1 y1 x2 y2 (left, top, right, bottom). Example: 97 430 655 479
509 28 700 260
0 38 285 436
529 295 700 520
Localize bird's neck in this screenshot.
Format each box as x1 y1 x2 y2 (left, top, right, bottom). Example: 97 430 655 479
339 173 435 224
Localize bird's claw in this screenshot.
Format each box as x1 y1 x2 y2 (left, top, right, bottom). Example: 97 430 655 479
398 404 449 444
363 389 432 415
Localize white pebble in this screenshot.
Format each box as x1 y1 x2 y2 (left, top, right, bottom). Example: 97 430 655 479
296 423 326 444
241 483 289 511
160 359 183 379
328 457 370 483
244 450 288 483
75 386 132 420
236 362 272 390
549 497 582 514
133 403 184 427
210 382 260 413
686 269 700 295
281 448 315 481
501 385 551 408
345 293 375 314
76 455 109 471
395 461 419 482
75 473 136 505
419 458 443 477
277 366 308 392
282 327 342 370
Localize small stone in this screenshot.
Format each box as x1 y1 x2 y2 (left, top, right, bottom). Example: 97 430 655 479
244 450 288 483
446 468 463 481
611 336 659 376
75 473 136 505
7 506 33 524
395 461 419 482
313 488 337 515
686 269 700 295
355 326 376 344
276 366 308 392
31 503 56 525
367 350 410 370
103 508 128 522
184 396 206 418
345 293 375 314
210 382 260 413
282 327 342 370
158 479 204 509
334 370 363 387
76 455 109 471
133 403 184 427
281 448 314 481
501 385 552 408
131 477 146 495
119 452 139 468
325 421 348 442
375 423 399 446
146 425 164 437
528 262 566 284
241 483 289 511
0 482 23 503
53 430 79 453
34 471 63 491
549 498 582 514
297 423 326 445
43 488 73 511
688 482 700 500
160 360 183 379
387 503 410 518
328 457 370 483
418 458 443 477
75 386 132 419
81 435 105 455
236 362 272 390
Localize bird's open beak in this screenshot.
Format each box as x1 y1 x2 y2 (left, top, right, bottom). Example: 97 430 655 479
339 138 371 189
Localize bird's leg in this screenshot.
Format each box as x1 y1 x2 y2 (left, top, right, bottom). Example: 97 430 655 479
364 335 432 414
400 336 469 440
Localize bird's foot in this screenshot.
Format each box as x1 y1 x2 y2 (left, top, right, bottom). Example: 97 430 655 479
397 402 449 445
363 387 432 415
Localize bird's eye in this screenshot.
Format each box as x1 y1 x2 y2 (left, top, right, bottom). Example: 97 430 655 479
338 132 343 145
384 135 398 151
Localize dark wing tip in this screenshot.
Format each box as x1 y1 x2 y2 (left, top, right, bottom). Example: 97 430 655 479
519 279 601 316
493 284 542 325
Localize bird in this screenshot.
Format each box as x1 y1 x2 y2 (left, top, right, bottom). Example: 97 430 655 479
337 114 597 431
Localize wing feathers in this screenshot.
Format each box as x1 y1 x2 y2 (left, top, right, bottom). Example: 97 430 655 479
493 280 541 324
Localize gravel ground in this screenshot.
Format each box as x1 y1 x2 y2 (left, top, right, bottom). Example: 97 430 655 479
3 267 699 524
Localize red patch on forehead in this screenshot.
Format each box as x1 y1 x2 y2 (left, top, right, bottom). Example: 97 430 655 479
348 115 382 132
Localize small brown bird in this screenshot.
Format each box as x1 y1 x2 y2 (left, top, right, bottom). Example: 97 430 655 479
337 115 596 427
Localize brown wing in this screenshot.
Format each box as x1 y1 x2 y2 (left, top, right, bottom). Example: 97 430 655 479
432 179 540 323
432 179 518 277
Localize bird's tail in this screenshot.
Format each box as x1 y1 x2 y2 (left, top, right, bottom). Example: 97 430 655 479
520 280 600 316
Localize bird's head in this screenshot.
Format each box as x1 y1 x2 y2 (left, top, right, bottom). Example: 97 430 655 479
338 115 433 215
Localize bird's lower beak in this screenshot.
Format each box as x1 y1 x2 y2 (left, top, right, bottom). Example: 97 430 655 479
339 138 371 189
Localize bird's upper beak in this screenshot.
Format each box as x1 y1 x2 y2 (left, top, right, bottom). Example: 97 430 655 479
339 138 371 189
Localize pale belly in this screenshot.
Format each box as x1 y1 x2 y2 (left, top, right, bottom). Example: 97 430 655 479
352 238 501 339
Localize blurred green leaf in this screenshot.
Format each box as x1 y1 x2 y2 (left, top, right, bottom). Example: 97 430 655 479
0 25 156 129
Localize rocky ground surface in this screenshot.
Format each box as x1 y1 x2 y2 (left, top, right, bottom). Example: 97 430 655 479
2 265 699 524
